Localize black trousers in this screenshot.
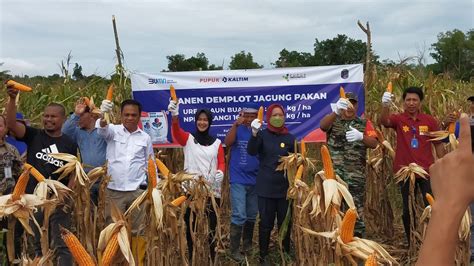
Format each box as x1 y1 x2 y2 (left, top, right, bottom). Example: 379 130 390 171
33 205 72 266
400 178 431 243
258 196 291 258
185 198 220 263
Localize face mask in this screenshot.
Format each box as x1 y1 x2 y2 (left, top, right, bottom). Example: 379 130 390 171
270 116 284 128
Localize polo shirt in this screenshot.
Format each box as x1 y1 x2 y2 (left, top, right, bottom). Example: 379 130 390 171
386 112 440 173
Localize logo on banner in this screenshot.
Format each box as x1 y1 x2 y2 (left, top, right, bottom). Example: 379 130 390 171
341 69 349 79
282 73 307 82
222 76 249 83
200 77 220 83
148 78 176 85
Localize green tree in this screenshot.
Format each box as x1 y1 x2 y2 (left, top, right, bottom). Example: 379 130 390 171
166 53 210 71
72 63 84 80
229 51 262 70
429 29 473 80
313 34 377 66
274 49 314 68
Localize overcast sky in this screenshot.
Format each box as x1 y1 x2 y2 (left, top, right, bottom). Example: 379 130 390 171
0 0 472 77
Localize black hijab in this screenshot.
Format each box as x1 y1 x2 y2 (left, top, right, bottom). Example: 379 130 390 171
192 109 217 146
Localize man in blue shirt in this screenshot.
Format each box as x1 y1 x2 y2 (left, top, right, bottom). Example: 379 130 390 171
224 103 259 262
62 98 107 204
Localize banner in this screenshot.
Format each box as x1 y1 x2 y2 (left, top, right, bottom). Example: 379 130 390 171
131 64 364 147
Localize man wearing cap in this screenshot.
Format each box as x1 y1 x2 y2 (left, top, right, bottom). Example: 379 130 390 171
62 98 106 204
224 104 260 262
320 92 378 236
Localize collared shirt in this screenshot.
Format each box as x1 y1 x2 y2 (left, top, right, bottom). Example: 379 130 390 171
96 120 154 191
386 112 440 173
62 114 106 172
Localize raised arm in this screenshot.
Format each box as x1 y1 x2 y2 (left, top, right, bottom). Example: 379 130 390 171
5 86 26 139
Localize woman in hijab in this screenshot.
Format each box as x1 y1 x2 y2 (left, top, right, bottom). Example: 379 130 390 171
247 103 296 265
168 100 225 264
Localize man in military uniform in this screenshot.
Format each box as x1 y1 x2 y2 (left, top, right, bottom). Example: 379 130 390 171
320 92 378 236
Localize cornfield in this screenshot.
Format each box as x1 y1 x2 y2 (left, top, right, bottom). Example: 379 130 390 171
0 57 473 265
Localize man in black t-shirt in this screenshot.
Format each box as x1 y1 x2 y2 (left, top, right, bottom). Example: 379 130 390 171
6 85 77 266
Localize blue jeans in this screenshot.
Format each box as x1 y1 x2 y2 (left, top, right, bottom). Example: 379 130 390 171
230 183 258 225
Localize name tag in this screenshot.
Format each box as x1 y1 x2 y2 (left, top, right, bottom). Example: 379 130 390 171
419 125 428 133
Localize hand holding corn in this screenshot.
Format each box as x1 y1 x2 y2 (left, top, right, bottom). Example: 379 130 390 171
251 118 262 136
381 91 393 105
331 98 349 115
167 100 179 116
100 100 113 114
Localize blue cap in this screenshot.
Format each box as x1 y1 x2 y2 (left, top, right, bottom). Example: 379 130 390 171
16 112 24 120
241 103 259 113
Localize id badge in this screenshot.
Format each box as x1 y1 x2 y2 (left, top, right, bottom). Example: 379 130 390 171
4 167 12 179
411 137 419 149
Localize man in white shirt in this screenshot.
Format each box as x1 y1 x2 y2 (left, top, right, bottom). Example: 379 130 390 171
97 99 154 263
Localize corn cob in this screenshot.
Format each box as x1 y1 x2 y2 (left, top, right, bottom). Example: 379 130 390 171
12 170 30 201
340 208 357 243
106 84 114 101
171 195 187 207
101 232 119 266
340 86 346 98
386 81 393 93
300 140 306 157
321 145 335 179
6 80 32 92
24 163 45 182
155 158 170 178
60 227 96 266
148 157 157 193
364 253 378 266
170 85 178 102
295 165 304 180
257 106 264 123
425 193 435 206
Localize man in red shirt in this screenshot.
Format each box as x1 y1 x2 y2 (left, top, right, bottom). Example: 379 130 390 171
380 86 445 244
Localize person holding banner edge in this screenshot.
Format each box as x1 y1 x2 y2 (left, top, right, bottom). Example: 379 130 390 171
167 99 226 264
224 103 259 262
247 103 295 265
320 92 378 237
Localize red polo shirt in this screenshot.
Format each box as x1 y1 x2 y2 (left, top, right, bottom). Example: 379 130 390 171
386 112 440 173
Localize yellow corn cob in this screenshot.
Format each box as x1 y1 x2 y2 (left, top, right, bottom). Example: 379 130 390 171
171 195 187 207
12 170 30 201
106 84 114 101
148 157 157 190
60 227 96 266
295 165 304 180
340 208 357 243
387 81 393 93
321 145 335 179
24 163 45 182
426 193 435 206
339 86 346 98
300 140 306 157
447 123 456 134
170 85 178 102
6 80 32 92
102 232 119 266
155 158 170 178
257 106 264 123
364 253 377 266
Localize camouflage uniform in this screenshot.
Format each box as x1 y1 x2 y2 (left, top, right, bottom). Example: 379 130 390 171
0 142 22 195
327 116 369 236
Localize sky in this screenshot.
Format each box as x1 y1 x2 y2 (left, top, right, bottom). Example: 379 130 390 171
0 0 472 77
